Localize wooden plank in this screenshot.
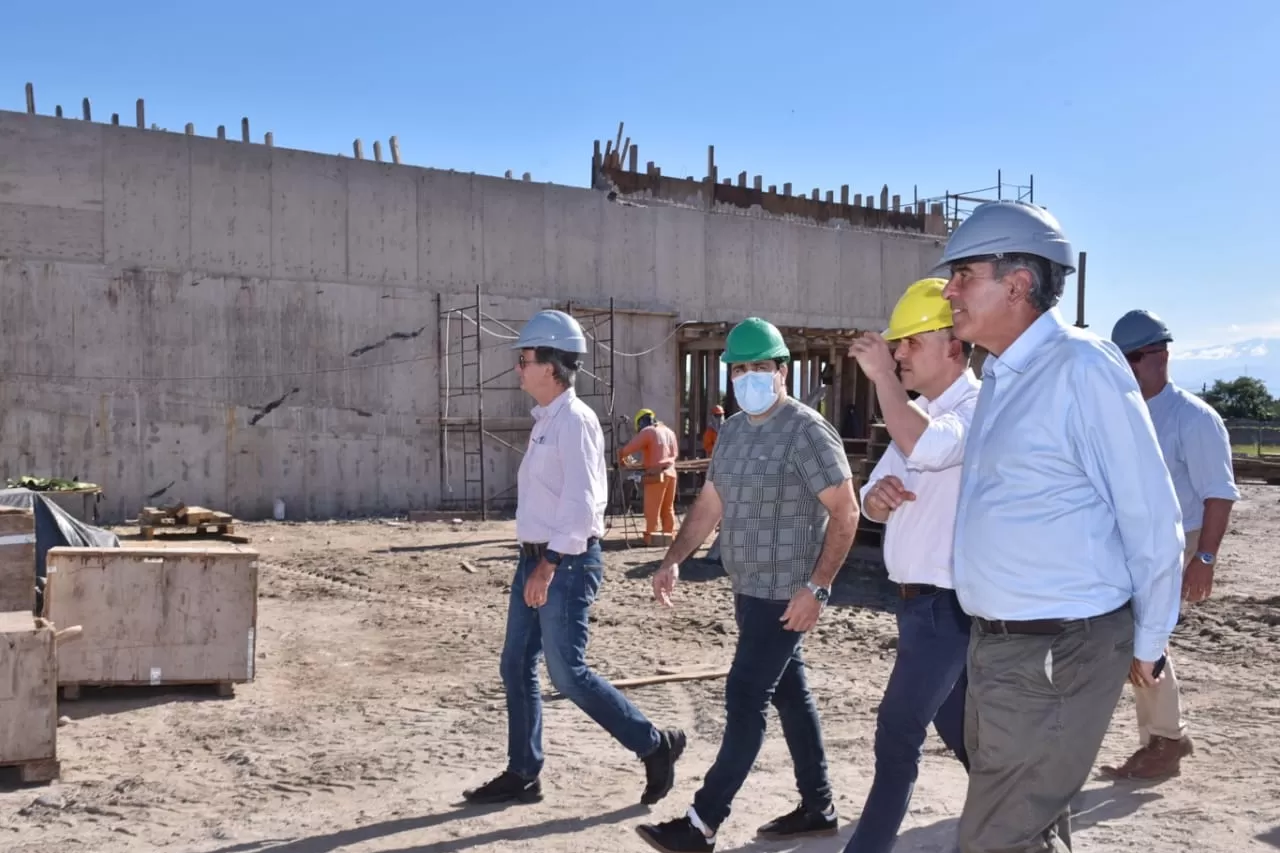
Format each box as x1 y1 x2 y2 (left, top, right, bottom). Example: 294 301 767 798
544 668 728 700
44 546 259 688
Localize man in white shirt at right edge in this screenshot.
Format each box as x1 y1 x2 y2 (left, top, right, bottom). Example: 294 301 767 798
1101 309 1240 781
842 277 981 853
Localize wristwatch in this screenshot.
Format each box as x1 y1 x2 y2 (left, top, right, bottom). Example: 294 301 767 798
1194 551 1215 566
806 581 831 604
544 549 564 566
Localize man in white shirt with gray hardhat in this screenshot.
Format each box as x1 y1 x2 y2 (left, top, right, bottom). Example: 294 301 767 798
938 200 1184 852
843 276 980 853
463 309 686 808
1101 308 1240 781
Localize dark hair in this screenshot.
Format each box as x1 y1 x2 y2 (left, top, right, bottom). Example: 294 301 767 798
534 346 581 389
994 253 1067 313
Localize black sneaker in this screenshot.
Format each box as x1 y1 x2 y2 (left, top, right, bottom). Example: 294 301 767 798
640 728 688 805
756 803 838 840
636 816 715 852
462 770 543 805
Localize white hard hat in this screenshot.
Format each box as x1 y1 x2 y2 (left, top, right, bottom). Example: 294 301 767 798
512 310 588 353
938 200 1077 275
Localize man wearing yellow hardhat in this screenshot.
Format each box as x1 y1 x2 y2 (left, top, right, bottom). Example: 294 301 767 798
618 408 679 545
843 277 979 853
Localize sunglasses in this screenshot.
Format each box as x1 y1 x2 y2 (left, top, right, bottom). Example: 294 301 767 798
1125 345 1167 364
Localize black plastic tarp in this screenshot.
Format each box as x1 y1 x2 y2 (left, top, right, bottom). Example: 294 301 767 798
0 488 120 613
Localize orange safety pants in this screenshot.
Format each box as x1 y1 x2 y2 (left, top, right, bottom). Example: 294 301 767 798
642 470 678 543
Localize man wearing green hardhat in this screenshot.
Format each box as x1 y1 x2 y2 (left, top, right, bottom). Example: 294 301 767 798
842 277 978 853
637 317 860 851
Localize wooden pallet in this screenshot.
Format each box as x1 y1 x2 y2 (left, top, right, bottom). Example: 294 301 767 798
60 680 236 701
0 757 60 784
138 505 236 539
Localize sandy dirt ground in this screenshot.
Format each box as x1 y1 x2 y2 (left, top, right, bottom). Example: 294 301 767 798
1 485 1278 853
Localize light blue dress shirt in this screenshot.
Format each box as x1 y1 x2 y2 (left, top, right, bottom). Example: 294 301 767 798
1146 382 1241 533
953 308 1185 663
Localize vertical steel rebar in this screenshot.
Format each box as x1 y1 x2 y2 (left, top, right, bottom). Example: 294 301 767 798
475 284 487 520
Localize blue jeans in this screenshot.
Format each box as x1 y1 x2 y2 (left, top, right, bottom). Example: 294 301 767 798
500 542 661 779
692 594 833 832
843 588 971 853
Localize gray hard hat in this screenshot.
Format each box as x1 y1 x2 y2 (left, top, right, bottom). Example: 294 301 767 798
937 200 1077 275
1110 309 1172 355
512 309 588 353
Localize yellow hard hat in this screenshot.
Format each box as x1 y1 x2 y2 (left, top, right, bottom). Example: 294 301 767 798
634 408 656 432
884 277 953 342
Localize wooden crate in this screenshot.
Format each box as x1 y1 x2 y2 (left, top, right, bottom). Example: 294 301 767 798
43 546 259 699
0 611 59 782
0 507 37 613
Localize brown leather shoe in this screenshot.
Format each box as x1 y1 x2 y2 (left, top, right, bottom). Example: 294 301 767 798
1101 735 1194 780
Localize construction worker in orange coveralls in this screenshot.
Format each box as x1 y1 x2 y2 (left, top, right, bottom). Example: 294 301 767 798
619 409 679 545
702 405 725 457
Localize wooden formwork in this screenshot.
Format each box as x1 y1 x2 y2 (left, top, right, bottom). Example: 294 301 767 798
43 546 259 700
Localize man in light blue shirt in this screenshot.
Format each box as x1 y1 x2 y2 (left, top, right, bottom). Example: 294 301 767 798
1101 309 1240 782
937 201 1185 853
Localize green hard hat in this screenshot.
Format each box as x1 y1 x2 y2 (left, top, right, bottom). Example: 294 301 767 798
721 317 791 365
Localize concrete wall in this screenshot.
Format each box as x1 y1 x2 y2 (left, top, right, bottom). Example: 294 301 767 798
0 110 943 521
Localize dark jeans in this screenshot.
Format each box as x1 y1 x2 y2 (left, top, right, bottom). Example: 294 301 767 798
500 542 660 779
692 594 833 832
844 588 971 853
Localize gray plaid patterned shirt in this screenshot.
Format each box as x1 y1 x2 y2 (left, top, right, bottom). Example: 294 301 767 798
707 396 853 601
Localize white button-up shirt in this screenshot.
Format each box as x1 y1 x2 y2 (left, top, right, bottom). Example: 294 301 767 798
953 308 1184 663
859 370 981 588
1146 382 1241 533
515 387 607 555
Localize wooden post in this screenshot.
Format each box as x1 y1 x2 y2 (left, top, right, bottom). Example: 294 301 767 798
373 140 383 162
82 98 91 120
1075 251 1088 328
390 136 401 164
353 139 363 159
136 99 145 128
25 83 35 114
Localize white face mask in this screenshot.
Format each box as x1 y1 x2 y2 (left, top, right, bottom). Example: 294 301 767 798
732 371 779 415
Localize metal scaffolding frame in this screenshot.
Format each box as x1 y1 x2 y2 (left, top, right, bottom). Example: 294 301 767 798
435 288 618 519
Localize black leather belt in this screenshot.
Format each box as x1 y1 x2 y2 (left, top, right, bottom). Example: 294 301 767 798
519 538 599 560
899 583 943 600
974 601 1132 636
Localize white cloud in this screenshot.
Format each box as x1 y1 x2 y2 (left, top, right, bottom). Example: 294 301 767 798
1170 319 1280 353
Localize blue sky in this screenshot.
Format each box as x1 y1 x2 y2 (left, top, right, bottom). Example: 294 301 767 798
5 0 1277 351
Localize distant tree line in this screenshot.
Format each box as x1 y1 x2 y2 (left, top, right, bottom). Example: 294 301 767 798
1197 376 1279 421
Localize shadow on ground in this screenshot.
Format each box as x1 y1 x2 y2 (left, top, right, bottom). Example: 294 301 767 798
714 782 1161 853
204 803 649 853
